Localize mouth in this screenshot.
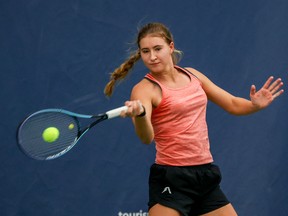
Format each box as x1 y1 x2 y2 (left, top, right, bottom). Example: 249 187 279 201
150 62 160 66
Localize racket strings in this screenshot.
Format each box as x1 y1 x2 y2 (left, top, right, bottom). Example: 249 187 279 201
18 112 79 160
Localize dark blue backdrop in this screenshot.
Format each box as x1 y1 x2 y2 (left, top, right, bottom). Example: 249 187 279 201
1 0 287 215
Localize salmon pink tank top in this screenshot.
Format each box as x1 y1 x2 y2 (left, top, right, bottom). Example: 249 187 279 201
145 66 213 166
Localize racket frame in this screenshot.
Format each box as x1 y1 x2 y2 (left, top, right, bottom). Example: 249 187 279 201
17 106 127 160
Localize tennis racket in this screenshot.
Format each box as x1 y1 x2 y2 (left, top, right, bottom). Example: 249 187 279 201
17 106 128 160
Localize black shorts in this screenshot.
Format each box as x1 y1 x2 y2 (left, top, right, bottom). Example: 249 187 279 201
148 163 230 216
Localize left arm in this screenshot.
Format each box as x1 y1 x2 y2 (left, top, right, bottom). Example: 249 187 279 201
187 68 284 115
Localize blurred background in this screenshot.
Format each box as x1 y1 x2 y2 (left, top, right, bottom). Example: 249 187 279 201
0 0 287 215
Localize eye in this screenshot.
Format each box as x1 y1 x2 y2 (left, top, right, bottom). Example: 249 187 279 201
154 46 162 51
141 49 149 54
154 46 163 52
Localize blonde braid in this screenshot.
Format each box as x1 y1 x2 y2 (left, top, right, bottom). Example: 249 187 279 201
104 51 141 97
104 22 183 97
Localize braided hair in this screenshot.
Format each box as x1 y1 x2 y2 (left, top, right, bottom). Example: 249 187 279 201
104 22 182 96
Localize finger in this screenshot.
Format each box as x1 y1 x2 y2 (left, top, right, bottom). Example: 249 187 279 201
136 100 144 114
250 84 256 96
120 104 128 117
272 89 284 99
268 78 282 92
127 100 140 116
120 110 127 118
124 101 135 117
132 101 139 114
270 80 284 94
124 100 132 107
262 76 274 89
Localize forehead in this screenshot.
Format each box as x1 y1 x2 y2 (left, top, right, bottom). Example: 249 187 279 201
139 36 167 48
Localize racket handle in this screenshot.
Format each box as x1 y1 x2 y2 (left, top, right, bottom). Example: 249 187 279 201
106 106 128 119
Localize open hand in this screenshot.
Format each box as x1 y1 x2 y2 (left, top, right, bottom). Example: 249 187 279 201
250 76 284 109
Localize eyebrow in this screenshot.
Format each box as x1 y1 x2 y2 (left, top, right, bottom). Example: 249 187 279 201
141 45 163 51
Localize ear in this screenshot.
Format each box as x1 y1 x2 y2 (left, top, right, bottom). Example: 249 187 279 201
169 42 175 54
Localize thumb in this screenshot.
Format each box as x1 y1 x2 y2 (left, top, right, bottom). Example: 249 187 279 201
250 85 256 97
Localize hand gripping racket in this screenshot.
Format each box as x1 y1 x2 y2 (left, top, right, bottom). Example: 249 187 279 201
17 106 128 160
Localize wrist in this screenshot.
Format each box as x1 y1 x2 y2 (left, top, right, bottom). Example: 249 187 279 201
136 105 146 117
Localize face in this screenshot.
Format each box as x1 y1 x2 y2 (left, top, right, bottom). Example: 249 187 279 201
139 35 174 73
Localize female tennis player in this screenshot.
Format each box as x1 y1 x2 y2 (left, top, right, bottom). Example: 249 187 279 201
104 22 284 216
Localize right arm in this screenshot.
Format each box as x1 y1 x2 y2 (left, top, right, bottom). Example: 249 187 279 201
123 79 159 144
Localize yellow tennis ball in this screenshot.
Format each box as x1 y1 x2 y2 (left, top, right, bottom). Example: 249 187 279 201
68 123 74 130
42 127 60 143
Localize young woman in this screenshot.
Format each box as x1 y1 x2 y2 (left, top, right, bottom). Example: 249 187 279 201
104 23 284 216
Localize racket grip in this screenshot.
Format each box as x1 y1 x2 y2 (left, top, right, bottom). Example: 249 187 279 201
106 106 128 119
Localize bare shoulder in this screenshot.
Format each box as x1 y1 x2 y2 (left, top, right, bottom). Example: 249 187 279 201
184 67 221 96
131 78 162 107
184 67 209 84
132 78 155 94
132 79 160 94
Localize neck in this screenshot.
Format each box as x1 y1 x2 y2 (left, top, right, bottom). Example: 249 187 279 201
150 65 191 89
150 64 177 80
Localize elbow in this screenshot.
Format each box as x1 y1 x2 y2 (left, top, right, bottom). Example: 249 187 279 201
138 133 154 145
226 106 256 116
226 108 244 116
142 138 153 145
226 109 242 116
225 97 258 116
135 126 154 144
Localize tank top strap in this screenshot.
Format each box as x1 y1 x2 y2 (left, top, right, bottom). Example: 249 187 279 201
174 65 201 82
145 66 201 88
144 73 164 89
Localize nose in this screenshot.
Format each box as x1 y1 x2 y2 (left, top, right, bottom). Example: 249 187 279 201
150 51 157 61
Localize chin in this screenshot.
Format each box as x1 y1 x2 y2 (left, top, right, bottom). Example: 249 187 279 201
149 65 163 73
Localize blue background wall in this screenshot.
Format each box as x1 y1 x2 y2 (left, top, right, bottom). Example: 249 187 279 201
1 0 287 215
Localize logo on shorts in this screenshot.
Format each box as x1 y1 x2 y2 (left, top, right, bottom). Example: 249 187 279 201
162 186 172 194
